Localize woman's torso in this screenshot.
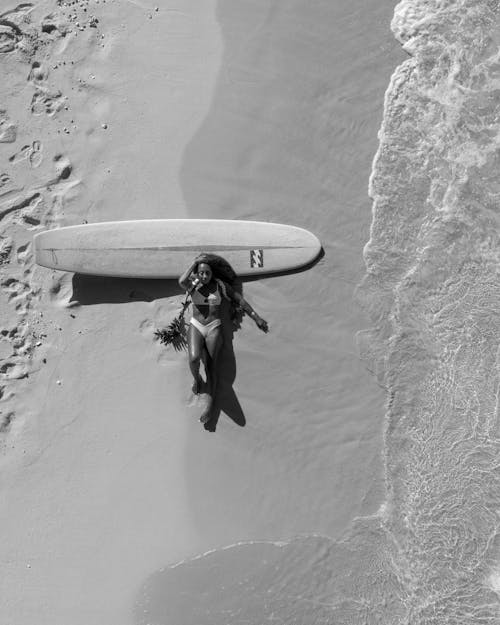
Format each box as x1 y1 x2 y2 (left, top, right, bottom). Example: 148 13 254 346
191 281 223 324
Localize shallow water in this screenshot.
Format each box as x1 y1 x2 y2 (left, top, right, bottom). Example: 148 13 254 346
176 0 402 546
137 0 500 623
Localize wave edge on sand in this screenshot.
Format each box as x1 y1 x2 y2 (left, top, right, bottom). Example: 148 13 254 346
358 0 500 621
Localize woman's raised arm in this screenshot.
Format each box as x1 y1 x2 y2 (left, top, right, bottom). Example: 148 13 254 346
178 255 205 291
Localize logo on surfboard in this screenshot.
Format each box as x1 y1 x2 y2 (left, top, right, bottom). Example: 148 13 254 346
250 249 264 268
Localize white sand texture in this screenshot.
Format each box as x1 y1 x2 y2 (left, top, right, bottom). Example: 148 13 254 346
0 1 403 624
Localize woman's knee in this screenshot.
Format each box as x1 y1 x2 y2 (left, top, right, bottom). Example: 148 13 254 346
189 351 201 367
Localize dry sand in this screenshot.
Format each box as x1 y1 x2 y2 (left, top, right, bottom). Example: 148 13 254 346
0 1 403 623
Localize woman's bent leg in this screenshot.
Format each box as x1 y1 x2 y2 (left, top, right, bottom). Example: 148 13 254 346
188 323 204 394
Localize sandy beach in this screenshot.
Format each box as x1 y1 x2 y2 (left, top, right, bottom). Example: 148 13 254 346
0 1 407 623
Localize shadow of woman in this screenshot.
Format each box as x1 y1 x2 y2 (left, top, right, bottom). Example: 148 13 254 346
203 296 246 432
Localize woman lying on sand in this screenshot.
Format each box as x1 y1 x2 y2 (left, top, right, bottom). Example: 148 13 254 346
179 254 268 425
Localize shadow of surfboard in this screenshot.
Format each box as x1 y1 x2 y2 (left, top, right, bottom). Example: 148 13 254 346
70 275 182 305
69 246 324 305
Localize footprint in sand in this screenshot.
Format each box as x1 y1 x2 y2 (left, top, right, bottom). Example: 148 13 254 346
29 141 42 168
9 140 42 168
8 144 31 165
0 21 22 54
27 59 65 117
1 3 34 22
41 14 69 38
0 110 17 143
0 173 11 190
19 193 43 226
53 153 72 180
0 412 15 434
0 191 44 227
0 4 38 62
48 273 77 308
0 383 14 401
0 339 13 361
1 277 31 310
31 90 65 116
0 330 32 382
0 324 32 375
28 60 49 85
0 384 6 402
2 276 38 300
0 236 13 264
16 243 31 264
0 360 29 380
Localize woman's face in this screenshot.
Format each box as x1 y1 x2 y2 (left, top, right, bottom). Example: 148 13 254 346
197 263 213 285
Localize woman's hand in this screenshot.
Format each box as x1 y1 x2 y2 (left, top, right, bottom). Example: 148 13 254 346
189 276 201 291
253 314 269 333
187 255 206 278
179 255 205 291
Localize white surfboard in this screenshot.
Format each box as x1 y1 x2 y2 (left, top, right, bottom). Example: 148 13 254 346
33 219 321 278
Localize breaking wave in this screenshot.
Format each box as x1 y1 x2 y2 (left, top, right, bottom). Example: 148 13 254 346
358 0 500 621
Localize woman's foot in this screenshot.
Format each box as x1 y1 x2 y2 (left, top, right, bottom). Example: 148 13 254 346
199 409 211 424
199 398 214 424
200 401 216 431
203 420 216 432
192 376 203 394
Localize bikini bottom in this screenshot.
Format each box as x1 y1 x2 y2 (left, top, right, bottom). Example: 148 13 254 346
190 317 222 338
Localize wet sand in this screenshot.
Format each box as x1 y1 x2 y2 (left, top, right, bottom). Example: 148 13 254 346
179 0 405 550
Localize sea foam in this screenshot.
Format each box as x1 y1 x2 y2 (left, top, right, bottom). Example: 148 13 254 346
358 0 500 621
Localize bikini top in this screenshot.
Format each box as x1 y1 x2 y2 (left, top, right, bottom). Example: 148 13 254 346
191 280 227 306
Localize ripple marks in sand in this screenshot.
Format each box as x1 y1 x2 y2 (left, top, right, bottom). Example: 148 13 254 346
354 0 500 622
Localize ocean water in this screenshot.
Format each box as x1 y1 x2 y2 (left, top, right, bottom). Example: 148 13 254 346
358 0 500 620
136 0 500 623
